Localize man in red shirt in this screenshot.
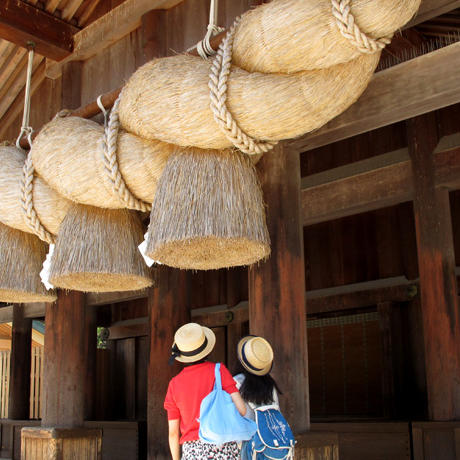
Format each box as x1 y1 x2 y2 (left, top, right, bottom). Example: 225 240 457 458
164 323 247 460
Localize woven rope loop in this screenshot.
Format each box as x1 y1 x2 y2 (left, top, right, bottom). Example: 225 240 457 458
332 0 392 53
209 17 277 156
21 153 55 245
102 96 152 212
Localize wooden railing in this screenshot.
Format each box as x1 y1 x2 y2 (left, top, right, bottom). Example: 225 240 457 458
0 348 43 420
29 347 43 420
0 350 10 418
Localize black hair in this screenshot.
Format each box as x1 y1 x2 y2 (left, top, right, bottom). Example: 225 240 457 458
233 361 282 406
183 357 209 367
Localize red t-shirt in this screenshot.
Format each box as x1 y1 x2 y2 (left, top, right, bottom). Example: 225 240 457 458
164 362 238 444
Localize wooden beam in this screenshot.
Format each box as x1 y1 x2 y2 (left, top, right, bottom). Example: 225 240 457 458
23 303 46 319
407 0 460 27
147 267 190 460
302 145 460 226
307 277 417 315
291 42 460 152
109 318 149 340
86 289 148 306
0 0 78 61
408 113 460 421
0 306 13 323
45 0 185 79
0 303 47 323
192 302 249 327
249 143 310 434
8 304 31 420
193 278 418 323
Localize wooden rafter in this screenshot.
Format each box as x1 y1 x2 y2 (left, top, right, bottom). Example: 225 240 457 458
0 0 79 60
291 41 460 152
407 0 460 27
301 143 460 227
45 0 186 78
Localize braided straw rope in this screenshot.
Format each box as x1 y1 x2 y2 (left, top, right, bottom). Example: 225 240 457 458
103 97 151 212
21 153 55 245
209 18 278 156
332 0 392 53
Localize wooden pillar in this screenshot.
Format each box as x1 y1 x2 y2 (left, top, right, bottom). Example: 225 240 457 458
378 302 395 419
407 112 460 421
226 268 247 372
8 304 32 420
41 290 96 427
248 142 310 433
147 267 190 460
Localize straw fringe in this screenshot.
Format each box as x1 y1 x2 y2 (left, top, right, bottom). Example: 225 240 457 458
49 204 154 292
0 222 56 303
146 148 270 270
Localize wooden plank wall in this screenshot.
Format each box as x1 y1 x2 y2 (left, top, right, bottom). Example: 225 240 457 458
79 0 258 106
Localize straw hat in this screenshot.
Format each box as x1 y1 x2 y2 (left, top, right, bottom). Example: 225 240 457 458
237 336 274 376
171 323 216 363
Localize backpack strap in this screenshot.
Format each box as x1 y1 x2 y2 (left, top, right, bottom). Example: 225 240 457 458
214 363 222 390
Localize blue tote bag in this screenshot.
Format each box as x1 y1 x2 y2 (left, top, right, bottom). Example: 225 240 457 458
199 363 257 444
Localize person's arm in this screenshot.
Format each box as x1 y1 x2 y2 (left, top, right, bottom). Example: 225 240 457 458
230 391 247 417
168 419 180 460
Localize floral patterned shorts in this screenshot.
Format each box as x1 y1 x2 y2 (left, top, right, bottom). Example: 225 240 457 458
181 440 240 459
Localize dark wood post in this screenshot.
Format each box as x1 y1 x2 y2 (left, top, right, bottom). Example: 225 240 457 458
407 112 460 420
8 304 32 420
41 290 96 427
147 267 190 460
378 302 396 419
248 142 310 433
226 267 247 372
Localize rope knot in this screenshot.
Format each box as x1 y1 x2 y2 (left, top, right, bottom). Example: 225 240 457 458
331 0 392 53
209 17 278 156
102 96 152 212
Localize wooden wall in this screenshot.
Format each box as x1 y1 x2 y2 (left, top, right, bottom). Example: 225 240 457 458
0 0 459 443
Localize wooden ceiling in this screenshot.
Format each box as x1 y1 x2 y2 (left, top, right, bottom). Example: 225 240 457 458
22 0 119 28
0 322 44 350
0 0 459 140
0 0 127 126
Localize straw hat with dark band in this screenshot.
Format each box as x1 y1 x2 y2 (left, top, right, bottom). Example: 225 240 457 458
170 323 216 364
237 335 274 376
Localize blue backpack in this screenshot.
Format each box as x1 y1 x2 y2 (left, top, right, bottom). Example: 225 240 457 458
242 403 295 460
199 363 257 444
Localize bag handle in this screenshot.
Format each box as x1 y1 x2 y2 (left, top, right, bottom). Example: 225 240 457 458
214 363 222 390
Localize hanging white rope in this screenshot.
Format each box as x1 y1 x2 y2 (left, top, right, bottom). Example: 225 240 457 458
97 95 109 128
15 44 55 245
189 0 225 60
16 45 35 149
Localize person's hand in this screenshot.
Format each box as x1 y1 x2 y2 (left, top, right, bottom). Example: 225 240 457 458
230 391 247 417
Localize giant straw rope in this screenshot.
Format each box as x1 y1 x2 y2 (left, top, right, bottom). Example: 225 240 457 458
0 0 421 250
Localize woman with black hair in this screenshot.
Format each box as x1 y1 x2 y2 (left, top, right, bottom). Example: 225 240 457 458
234 335 282 458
